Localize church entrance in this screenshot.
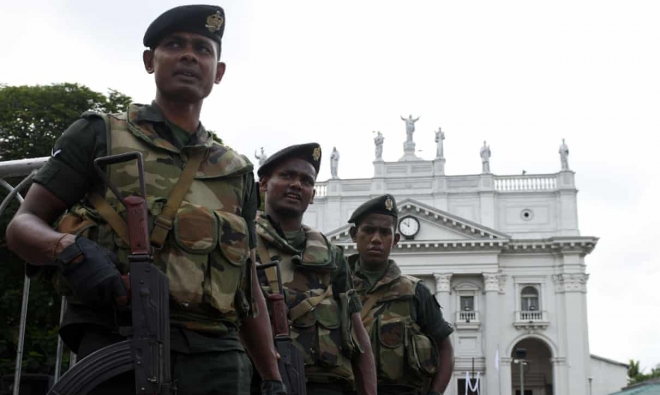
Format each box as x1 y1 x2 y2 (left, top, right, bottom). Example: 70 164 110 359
511 338 554 395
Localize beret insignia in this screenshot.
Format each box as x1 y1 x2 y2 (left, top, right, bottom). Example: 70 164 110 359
313 147 321 162
385 197 394 211
206 11 224 33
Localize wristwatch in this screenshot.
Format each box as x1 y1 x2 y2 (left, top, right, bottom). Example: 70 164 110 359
54 237 84 270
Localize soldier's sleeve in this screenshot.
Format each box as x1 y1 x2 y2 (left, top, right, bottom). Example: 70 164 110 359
413 283 454 340
33 116 107 208
331 246 362 315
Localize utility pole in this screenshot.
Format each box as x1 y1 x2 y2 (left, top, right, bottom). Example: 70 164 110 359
513 348 528 395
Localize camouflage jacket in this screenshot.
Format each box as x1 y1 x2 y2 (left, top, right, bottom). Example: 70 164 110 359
56 103 255 333
255 214 362 384
350 257 439 389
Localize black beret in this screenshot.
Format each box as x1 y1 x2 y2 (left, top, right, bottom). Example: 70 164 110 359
257 143 322 178
348 194 398 224
144 5 225 50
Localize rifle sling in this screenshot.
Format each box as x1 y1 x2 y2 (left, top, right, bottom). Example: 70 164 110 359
150 149 207 249
360 289 383 320
256 241 281 295
256 239 333 322
88 192 130 246
288 286 333 322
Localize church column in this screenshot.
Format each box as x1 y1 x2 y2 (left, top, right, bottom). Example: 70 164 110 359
499 357 513 395
552 272 590 395
478 174 496 228
551 357 568 395
433 177 449 211
433 273 454 395
557 171 579 235
433 273 452 312
483 273 500 395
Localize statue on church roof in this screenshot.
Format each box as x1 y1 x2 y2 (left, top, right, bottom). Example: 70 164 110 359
374 131 384 161
254 147 268 166
400 114 420 145
435 127 445 159
559 138 570 171
330 147 340 179
480 141 491 174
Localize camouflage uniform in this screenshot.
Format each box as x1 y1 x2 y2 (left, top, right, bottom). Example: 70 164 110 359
349 256 454 395
254 214 362 395
32 102 257 394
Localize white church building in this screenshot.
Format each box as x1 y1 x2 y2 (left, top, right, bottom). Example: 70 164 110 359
300 124 628 395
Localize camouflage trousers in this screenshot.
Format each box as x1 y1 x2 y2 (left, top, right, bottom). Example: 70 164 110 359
78 326 253 395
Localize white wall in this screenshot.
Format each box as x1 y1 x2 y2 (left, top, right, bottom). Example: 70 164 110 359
590 355 628 395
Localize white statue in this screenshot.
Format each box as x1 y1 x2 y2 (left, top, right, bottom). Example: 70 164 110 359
480 141 491 174
559 138 570 171
330 147 340 179
435 127 445 158
400 114 420 144
374 131 384 160
254 147 268 166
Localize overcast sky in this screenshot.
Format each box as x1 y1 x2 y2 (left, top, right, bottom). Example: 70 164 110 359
2 0 659 372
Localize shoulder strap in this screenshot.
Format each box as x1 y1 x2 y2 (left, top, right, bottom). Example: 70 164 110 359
256 240 281 295
88 148 207 249
88 192 130 245
150 149 207 249
288 285 333 322
360 292 380 321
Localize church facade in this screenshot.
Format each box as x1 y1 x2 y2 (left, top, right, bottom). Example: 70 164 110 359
302 130 626 394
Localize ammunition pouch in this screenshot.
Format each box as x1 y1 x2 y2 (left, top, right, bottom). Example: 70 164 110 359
290 290 357 382
374 316 438 386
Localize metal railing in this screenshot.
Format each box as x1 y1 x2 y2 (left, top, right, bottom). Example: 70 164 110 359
0 156 73 395
455 310 479 323
516 310 547 321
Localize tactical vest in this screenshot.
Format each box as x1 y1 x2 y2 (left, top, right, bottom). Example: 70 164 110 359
255 215 358 384
55 104 253 333
353 261 439 389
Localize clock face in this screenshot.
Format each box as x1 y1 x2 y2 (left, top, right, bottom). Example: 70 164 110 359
398 216 420 237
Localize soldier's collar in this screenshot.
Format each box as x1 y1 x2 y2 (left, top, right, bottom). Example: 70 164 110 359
256 214 301 255
137 101 211 147
354 258 402 292
256 213 333 265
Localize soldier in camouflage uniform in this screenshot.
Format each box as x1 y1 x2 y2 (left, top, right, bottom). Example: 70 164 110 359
6 5 285 395
253 143 377 395
347 195 455 395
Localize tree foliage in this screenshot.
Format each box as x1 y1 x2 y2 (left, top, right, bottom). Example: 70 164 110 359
628 359 660 385
0 83 131 161
0 83 132 378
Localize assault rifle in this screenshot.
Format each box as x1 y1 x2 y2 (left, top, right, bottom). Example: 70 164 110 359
48 152 172 395
257 261 307 395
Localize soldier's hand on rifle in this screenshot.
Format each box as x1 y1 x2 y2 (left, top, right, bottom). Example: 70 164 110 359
260 380 287 395
55 235 128 306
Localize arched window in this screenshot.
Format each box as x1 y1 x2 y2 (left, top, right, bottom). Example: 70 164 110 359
520 286 539 311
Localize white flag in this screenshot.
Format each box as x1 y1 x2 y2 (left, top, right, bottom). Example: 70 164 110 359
465 371 481 395
495 346 500 371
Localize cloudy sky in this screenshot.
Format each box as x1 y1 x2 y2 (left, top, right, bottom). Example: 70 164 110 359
2 0 659 372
